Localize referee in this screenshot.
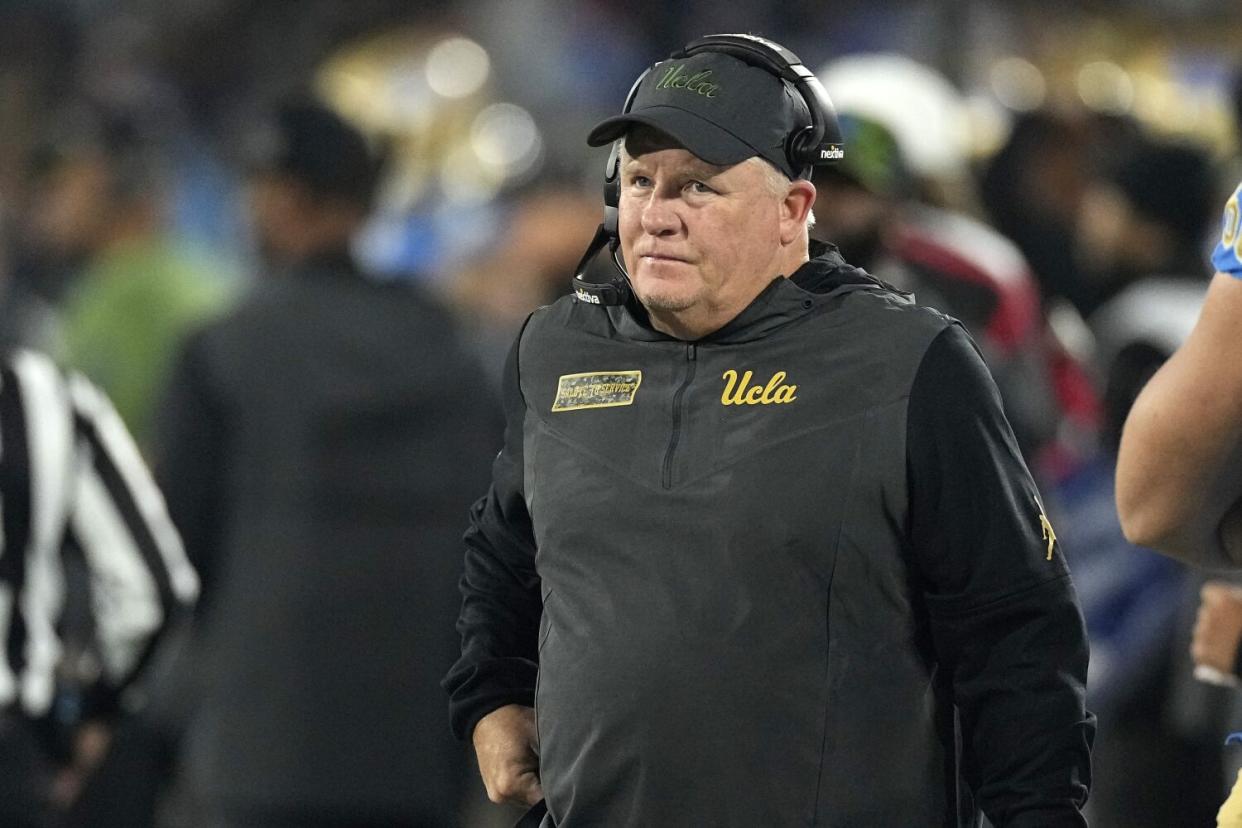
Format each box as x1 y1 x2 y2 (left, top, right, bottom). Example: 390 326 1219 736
0 349 197 827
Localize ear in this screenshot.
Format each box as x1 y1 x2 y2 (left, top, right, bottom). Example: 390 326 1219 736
778 179 816 245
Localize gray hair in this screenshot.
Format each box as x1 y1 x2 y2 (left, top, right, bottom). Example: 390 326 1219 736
750 157 816 230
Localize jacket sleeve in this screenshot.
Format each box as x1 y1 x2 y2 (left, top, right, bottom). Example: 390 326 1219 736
906 324 1094 828
152 331 229 600
64 368 199 717
442 326 542 740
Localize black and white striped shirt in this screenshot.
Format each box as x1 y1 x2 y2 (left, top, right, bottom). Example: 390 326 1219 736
0 350 197 718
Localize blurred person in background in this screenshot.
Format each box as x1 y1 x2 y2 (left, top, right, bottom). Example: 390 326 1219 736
979 112 1097 317
155 99 499 828
810 112 1098 478
1072 137 1224 828
1081 138 1218 453
0 208 62 357
0 348 197 828
979 111 1150 319
20 102 229 449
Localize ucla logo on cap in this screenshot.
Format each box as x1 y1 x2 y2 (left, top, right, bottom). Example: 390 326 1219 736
654 64 721 98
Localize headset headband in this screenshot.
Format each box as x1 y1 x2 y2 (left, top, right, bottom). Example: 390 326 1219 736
676 34 843 175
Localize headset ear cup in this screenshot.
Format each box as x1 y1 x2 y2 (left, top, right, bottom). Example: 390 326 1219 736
604 192 619 237
604 140 621 237
786 124 824 178
786 125 815 167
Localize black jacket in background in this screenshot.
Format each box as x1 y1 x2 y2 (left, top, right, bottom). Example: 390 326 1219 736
156 252 500 822
445 244 1094 827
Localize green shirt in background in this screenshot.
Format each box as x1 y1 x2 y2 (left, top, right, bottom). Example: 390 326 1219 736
61 237 233 450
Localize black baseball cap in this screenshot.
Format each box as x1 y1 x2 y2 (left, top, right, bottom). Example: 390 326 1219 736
587 50 811 180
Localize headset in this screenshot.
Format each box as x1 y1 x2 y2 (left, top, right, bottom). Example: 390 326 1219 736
572 34 844 307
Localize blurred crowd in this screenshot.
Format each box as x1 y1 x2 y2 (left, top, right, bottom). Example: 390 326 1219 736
2 1 1242 827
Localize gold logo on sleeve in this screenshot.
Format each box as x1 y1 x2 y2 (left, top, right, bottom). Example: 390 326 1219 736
1039 511 1057 561
551 371 642 412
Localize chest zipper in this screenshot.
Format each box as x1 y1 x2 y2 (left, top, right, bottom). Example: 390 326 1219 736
662 343 697 490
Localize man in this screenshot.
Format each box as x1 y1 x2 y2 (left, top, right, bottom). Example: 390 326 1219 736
1077 139 1218 458
22 102 228 447
156 100 498 828
444 36 1094 827
1117 180 1242 568
1076 139 1216 326
0 349 198 827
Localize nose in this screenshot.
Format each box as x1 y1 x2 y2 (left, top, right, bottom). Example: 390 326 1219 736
639 194 680 236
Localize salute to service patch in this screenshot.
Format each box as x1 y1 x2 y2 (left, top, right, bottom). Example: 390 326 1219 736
552 371 643 412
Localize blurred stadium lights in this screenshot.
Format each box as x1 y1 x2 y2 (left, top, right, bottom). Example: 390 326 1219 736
317 29 455 135
470 103 542 180
312 27 549 277
425 36 490 99
316 27 545 209
1131 63 1235 152
963 92 1011 160
989 57 1047 112
980 11 1236 153
438 102 543 203
440 141 493 203
1076 60 1135 115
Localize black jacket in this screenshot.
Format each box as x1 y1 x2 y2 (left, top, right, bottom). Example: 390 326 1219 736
445 245 1094 827
157 252 500 820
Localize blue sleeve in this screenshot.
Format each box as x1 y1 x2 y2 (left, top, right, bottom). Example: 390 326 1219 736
1212 182 1242 278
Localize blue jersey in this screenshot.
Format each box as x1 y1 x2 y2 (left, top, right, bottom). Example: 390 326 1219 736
1213 181 1242 277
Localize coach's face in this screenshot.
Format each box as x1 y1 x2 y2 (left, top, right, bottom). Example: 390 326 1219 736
618 127 810 339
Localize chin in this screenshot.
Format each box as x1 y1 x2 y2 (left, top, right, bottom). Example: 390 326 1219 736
633 282 698 314
638 295 699 315
633 270 700 309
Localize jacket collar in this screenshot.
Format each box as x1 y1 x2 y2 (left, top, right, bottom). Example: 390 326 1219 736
607 241 907 344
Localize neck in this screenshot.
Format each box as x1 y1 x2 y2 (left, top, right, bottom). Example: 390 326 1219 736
264 219 359 269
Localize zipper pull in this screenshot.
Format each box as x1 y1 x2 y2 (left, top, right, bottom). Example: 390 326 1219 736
687 343 697 361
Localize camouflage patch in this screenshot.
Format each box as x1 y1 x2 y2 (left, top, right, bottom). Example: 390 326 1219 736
551 371 642 412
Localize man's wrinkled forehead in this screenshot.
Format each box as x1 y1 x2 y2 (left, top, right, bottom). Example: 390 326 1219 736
620 125 736 177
